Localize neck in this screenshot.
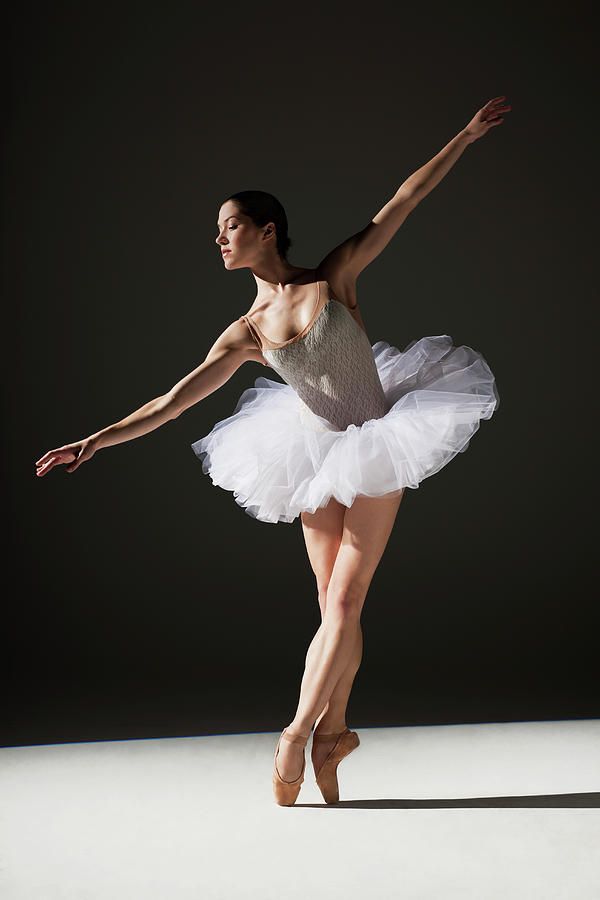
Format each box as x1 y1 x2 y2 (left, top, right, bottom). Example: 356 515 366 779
252 261 313 295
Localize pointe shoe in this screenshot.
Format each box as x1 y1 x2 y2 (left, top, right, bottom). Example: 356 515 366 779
272 727 309 806
312 727 360 804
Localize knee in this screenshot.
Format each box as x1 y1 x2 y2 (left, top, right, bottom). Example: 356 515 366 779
325 582 366 623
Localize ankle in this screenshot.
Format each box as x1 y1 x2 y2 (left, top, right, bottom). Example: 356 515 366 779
313 715 347 736
313 705 329 731
286 722 311 741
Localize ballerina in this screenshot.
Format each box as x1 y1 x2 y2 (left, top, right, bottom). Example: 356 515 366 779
35 95 510 805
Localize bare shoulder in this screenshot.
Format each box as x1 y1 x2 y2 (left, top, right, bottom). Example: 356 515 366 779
315 260 359 311
211 315 255 349
207 315 267 367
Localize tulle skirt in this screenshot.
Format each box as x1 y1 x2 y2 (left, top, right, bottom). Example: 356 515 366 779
191 335 500 524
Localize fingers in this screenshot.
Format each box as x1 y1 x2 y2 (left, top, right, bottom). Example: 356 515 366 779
485 110 509 125
36 446 68 466
35 444 78 476
36 453 83 475
486 99 511 115
466 97 510 142
36 454 63 477
482 98 511 129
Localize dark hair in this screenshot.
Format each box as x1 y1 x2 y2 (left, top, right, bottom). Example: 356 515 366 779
224 190 293 260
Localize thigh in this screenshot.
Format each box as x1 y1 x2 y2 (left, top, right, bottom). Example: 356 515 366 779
328 489 406 613
300 497 347 608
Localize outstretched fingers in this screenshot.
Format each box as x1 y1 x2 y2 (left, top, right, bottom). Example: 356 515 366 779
35 445 78 476
484 96 511 121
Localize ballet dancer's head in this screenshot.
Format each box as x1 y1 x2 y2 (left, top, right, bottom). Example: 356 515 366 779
216 190 293 270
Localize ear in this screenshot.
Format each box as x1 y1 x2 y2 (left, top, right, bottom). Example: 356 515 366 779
263 221 276 242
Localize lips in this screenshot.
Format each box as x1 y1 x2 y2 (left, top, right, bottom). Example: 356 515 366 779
222 250 231 256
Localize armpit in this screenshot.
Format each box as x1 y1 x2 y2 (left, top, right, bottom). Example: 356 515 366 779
246 346 271 368
326 280 358 311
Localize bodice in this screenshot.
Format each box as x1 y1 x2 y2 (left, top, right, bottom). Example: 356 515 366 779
241 283 388 431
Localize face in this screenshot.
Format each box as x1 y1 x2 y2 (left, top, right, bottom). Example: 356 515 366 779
215 200 276 269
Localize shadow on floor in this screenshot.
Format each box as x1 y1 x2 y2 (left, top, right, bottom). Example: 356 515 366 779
297 792 600 809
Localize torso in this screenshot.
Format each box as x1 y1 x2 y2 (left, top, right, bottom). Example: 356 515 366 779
247 274 388 431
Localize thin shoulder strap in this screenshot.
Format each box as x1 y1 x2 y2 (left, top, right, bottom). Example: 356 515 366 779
240 314 263 352
241 274 322 349
244 309 270 343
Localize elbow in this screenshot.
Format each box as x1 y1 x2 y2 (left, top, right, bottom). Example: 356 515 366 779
161 391 183 421
397 183 422 208
402 188 422 210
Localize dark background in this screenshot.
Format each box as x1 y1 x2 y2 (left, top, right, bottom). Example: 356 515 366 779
3 1 596 747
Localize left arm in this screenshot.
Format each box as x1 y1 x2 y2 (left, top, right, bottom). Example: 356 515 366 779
318 96 511 282
399 128 473 204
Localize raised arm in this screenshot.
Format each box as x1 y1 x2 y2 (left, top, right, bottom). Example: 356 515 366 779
35 318 262 476
317 96 511 283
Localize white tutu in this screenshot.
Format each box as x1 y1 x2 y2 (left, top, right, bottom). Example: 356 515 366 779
191 335 499 524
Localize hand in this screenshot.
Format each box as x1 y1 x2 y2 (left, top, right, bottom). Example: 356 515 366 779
464 96 511 142
35 435 100 477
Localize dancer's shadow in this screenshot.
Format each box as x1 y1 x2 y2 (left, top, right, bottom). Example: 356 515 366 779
298 792 600 808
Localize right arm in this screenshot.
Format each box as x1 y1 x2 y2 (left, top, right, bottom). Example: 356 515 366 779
35 318 265 476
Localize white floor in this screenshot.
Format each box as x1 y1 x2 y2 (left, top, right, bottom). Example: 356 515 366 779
1 720 599 899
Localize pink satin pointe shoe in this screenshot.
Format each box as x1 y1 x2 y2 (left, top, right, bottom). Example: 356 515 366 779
312 727 360 804
272 727 310 806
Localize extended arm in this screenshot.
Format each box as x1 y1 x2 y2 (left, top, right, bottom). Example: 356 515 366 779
318 96 511 281
35 318 257 475
96 319 252 444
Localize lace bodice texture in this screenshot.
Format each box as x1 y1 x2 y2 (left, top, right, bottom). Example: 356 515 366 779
241 283 389 431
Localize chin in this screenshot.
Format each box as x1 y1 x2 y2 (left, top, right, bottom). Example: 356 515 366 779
225 258 247 272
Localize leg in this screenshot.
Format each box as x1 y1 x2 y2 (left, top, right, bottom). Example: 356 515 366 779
300 497 357 732
276 489 405 781
309 618 364 779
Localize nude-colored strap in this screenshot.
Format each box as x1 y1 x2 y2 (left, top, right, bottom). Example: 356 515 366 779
240 314 263 352
250 280 323 350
